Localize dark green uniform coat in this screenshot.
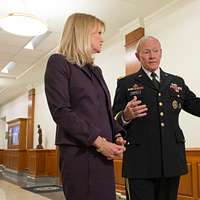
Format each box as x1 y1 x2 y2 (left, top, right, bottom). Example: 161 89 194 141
113 68 200 178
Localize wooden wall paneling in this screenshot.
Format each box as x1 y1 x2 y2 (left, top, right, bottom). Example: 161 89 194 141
178 163 193 199
197 162 200 199
27 149 46 177
186 149 200 200
3 149 27 172
16 149 27 171
185 149 200 200
27 149 58 177
45 150 58 176
27 89 35 149
0 149 3 164
3 150 8 167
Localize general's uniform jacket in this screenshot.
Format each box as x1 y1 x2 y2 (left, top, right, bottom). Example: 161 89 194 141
113 68 200 178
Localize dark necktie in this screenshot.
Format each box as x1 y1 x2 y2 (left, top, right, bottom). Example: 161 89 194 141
150 72 160 89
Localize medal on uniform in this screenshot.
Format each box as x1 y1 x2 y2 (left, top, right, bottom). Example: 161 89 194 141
172 100 178 109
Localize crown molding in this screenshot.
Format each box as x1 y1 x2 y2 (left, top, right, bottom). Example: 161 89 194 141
144 0 188 26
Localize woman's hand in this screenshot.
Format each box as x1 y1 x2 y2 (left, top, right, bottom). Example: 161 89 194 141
93 136 125 160
114 133 126 146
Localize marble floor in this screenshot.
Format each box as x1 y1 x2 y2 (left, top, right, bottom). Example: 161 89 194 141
0 180 52 200
0 167 65 200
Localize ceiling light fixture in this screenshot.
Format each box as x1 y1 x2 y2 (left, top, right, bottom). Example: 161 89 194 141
0 72 16 79
24 31 51 50
1 61 16 74
0 12 48 37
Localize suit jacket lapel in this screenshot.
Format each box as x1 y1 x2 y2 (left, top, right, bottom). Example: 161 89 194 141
91 66 111 104
81 65 92 79
81 65 111 104
91 67 114 129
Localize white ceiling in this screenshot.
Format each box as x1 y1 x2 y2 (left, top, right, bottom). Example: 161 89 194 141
0 0 174 106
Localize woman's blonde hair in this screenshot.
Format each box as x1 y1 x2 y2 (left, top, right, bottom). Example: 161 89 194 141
58 13 105 66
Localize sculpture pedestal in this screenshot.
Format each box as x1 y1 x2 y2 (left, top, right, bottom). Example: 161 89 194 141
36 144 43 149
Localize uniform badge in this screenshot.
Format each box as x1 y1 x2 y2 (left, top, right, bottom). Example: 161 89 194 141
172 100 178 109
128 84 144 95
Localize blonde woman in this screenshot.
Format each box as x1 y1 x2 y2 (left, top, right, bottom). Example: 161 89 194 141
45 13 125 200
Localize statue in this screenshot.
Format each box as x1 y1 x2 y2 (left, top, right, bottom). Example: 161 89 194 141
36 124 43 149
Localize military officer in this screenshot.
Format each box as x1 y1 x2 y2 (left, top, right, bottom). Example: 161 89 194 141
113 36 200 200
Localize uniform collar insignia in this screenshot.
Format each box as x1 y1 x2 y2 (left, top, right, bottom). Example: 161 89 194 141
164 73 168 77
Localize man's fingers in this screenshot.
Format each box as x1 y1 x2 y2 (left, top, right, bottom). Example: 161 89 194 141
134 104 147 109
137 113 147 117
135 107 148 113
130 100 142 108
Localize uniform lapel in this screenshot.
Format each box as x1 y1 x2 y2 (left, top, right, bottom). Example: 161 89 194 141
135 68 172 91
160 69 171 91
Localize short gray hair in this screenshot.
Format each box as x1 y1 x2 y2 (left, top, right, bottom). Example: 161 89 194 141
136 36 161 53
